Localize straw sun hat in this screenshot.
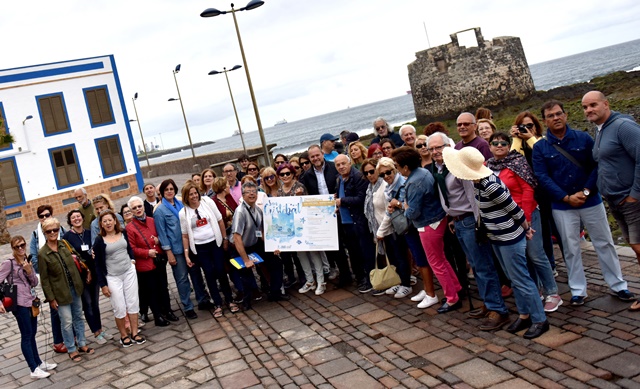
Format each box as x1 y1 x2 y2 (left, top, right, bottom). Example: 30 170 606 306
442 147 493 181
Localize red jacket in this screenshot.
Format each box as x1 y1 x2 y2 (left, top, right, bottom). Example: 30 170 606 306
498 168 537 222
125 217 163 272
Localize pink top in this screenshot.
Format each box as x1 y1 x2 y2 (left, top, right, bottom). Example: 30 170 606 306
0 258 38 308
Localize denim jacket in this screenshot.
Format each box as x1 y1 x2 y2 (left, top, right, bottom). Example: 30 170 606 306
154 202 185 254
404 167 446 228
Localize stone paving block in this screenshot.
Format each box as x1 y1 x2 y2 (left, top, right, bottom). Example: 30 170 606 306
315 356 358 379
207 347 242 367
595 351 640 378
143 356 186 377
270 317 304 333
424 346 473 369
328 369 384 389
201 336 234 354
280 325 317 342
304 346 342 366
213 359 249 377
158 377 201 389
291 335 331 355
357 309 395 325
559 337 622 363
319 289 354 303
387 327 429 345
344 302 378 317
218 369 260 389
147 365 191 388
447 358 513 388
110 372 150 388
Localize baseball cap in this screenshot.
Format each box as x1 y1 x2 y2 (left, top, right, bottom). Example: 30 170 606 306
320 133 338 143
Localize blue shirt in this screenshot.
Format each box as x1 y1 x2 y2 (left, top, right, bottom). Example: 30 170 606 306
338 179 353 224
324 151 339 162
154 202 185 254
404 167 445 228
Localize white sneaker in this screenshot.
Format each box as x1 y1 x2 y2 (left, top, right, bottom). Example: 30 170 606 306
417 294 439 309
411 290 427 302
385 285 400 295
394 286 412 299
100 330 113 340
327 267 339 281
95 333 107 345
298 282 316 294
410 275 417 285
30 367 50 379
315 283 326 295
39 362 57 371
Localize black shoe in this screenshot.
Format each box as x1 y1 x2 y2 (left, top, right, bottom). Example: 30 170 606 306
506 316 532 334
268 293 291 302
154 317 170 327
185 310 198 320
523 320 550 339
164 312 179 322
198 301 216 311
436 300 462 314
140 313 150 323
616 289 636 301
283 279 297 289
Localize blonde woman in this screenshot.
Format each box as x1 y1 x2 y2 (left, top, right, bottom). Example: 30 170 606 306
260 167 280 197
348 141 368 170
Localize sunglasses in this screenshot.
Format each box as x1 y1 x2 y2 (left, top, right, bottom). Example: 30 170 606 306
12 243 27 250
415 143 426 149
293 166 301 171
45 228 60 234
491 141 510 147
279 171 292 177
275 160 285 165
520 123 535 129
457 122 474 127
364 169 376 176
131 205 143 210
301 161 310 166
264 175 276 181
379 170 393 177
375 125 387 131
248 167 258 172
39 212 51 219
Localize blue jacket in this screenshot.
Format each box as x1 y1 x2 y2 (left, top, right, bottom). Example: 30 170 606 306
404 167 445 228
593 111 640 205
153 201 185 255
532 125 601 210
336 167 369 228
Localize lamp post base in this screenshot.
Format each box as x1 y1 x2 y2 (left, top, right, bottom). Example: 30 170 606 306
193 164 201 173
146 170 155 178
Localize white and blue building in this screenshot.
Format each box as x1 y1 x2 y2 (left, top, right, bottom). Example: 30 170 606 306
0 55 143 226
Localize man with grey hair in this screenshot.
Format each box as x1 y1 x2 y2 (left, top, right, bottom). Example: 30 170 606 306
427 132 510 330
74 187 95 229
370 117 403 147
223 163 242 203
454 112 492 159
399 124 417 148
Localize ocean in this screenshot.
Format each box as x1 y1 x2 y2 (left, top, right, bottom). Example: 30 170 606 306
148 38 640 165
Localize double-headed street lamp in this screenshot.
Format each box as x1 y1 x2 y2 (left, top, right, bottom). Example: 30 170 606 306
201 0 271 166
209 65 246 154
169 64 200 172
131 93 152 177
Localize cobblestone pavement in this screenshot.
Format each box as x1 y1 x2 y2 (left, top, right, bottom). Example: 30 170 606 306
1 176 640 388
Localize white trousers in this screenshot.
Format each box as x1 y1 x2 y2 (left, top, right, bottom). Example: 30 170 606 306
106 264 140 318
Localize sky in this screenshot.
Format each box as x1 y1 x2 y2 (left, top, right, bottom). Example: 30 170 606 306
1 0 639 150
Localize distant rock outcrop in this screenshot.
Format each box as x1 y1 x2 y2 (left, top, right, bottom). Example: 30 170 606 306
408 27 535 123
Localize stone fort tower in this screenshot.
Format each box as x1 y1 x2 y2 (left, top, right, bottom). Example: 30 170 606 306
408 27 535 123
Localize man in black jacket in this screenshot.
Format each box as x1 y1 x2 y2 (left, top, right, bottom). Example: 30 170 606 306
334 154 375 293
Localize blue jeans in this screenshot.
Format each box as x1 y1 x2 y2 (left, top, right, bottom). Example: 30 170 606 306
57 287 86 353
194 241 233 307
454 215 507 314
187 259 210 305
81 280 102 334
170 253 195 311
13 306 42 371
50 304 63 344
493 238 546 323
527 209 558 296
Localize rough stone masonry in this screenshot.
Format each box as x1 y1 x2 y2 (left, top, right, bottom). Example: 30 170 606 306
408 27 535 123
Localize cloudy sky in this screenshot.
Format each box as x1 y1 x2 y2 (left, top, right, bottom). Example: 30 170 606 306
1 0 639 148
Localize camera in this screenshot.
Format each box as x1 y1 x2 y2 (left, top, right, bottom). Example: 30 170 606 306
32 297 41 308
517 124 528 134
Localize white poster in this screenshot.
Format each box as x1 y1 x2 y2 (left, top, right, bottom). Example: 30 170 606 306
263 195 338 252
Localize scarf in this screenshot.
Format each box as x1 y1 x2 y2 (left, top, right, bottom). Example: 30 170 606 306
134 215 147 223
486 150 537 189
365 178 384 234
384 172 404 203
431 162 450 207
162 197 183 220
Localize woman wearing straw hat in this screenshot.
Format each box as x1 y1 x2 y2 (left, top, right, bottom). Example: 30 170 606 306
443 146 549 339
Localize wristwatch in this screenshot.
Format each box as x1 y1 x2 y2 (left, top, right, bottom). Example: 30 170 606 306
583 188 590 197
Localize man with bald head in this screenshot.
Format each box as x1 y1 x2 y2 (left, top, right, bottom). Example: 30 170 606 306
399 125 417 148
334 154 374 293
454 112 492 159
74 187 95 229
584 91 640 294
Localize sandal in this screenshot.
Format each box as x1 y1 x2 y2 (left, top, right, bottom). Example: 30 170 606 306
131 333 146 345
213 306 223 318
629 300 640 312
78 346 95 354
120 336 133 348
229 303 240 314
69 352 82 362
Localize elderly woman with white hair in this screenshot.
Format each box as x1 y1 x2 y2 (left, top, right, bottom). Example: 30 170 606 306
125 196 177 328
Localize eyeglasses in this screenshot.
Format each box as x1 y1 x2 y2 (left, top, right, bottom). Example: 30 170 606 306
131 205 143 210
248 167 258 172
415 143 426 149
264 175 276 181
223 169 236 174
275 160 285 165
301 161 310 166
427 144 446 153
375 125 387 131
279 171 292 177
123 210 133 215
381 146 393 151
45 228 60 234
243 190 257 194
12 243 26 250
379 170 393 177
491 141 510 147
520 123 535 129
364 169 376 176
372 151 383 157
38 212 51 219
457 122 474 127
545 111 565 119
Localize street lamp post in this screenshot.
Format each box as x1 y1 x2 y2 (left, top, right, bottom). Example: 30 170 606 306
131 93 153 178
170 64 200 172
208 64 246 154
201 0 271 166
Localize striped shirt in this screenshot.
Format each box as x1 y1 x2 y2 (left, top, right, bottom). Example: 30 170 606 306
475 174 526 245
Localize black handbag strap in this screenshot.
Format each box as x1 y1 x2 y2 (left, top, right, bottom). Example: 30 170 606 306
131 220 152 250
551 143 584 171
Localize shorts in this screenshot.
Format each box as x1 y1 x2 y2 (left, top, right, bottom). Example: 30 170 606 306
608 198 640 244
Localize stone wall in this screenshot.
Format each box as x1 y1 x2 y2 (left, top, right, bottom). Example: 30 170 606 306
408 27 535 123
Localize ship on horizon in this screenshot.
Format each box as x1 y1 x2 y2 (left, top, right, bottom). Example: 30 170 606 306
274 119 287 126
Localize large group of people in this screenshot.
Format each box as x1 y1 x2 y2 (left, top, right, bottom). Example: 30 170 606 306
3 90 640 379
